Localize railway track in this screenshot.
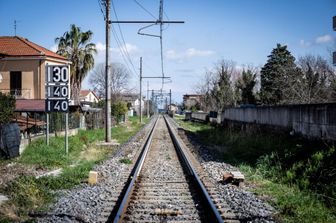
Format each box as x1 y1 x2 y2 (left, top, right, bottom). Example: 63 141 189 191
107 115 238 223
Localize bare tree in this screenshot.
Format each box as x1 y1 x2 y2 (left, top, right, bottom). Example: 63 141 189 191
195 69 216 111
89 63 131 101
283 55 335 104
195 60 238 111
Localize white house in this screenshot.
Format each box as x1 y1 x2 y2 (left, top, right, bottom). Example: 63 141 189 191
80 90 99 104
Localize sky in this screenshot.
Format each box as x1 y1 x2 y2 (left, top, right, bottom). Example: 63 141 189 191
0 0 335 104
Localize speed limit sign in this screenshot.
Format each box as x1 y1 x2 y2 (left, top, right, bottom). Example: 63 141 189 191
45 65 70 112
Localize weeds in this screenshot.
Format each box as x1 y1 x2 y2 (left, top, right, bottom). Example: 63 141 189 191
119 158 132 164
177 117 336 222
0 117 149 222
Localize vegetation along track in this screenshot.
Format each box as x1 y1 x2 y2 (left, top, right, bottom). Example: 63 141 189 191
108 115 239 223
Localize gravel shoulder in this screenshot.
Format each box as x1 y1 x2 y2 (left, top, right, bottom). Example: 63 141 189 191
174 119 277 223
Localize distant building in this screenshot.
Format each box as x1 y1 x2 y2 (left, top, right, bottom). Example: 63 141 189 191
183 94 204 110
119 93 147 116
0 36 69 101
80 90 99 104
168 103 178 113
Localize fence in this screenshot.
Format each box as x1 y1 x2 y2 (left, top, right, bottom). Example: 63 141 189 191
222 103 336 140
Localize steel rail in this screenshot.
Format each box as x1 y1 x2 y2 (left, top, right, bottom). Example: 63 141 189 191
108 115 223 222
107 116 159 223
163 115 224 223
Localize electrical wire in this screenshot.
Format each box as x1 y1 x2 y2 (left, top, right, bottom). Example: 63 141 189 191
111 24 138 77
111 0 138 77
97 0 106 20
133 0 157 20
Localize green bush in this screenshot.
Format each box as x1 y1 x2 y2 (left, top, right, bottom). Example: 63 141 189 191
111 101 128 123
0 93 15 125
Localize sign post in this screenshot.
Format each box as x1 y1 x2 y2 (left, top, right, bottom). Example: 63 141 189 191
45 65 70 154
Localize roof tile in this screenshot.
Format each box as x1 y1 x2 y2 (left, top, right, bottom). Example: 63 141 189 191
0 36 67 61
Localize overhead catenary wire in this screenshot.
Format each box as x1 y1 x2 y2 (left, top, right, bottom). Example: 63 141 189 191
111 0 138 77
98 0 106 20
111 25 138 77
133 0 157 20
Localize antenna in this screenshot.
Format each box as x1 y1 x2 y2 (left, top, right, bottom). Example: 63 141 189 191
14 20 21 36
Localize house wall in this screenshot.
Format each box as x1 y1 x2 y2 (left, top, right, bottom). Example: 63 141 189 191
0 59 39 99
0 58 68 99
82 92 98 103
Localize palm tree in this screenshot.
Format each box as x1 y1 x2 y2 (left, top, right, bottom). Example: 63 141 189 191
55 24 97 104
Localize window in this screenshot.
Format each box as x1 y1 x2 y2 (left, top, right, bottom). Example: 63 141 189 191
10 71 22 96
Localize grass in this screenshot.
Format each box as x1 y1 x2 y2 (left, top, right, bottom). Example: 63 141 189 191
175 116 336 223
0 116 149 222
119 158 132 164
241 165 336 223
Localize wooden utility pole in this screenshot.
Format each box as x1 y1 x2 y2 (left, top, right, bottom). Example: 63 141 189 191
139 57 143 123
105 0 111 142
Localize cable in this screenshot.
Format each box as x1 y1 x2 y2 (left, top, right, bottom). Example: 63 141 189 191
133 0 157 20
111 25 138 77
98 0 106 20
111 0 138 76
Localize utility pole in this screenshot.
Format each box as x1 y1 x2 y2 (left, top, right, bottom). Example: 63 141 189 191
169 89 171 108
139 57 143 123
152 89 154 114
105 0 112 142
333 16 336 65
147 81 149 118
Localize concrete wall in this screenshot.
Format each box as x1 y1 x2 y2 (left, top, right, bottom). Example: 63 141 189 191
222 103 336 140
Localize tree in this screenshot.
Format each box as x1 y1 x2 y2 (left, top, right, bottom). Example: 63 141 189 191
55 24 97 104
260 44 297 105
287 55 336 104
195 70 217 111
111 101 128 123
89 63 131 102
236 69 257 104
0 93 15 125
210 60 236 110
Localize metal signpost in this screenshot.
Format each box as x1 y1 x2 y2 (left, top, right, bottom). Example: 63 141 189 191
45 65 70 154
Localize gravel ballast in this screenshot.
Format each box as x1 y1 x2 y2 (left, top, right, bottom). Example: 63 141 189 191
36 119 155 223
175 119 277 223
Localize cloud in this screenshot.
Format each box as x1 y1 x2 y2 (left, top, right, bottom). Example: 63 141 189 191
166 48 215 60
174 68 195 73
315 34 333 44
299 39 312 48
50 44 58 52
94 41 140 66
96 42 139 55
300 34 334 48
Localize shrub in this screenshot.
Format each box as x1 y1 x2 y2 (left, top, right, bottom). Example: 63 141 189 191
0 93 16 125
111 101 128 123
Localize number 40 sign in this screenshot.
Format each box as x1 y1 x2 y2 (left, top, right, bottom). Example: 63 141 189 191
45 65 70 112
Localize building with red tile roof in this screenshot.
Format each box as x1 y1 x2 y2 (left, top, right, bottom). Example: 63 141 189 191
0 36 67 60
80 90 99 104
0 36 70 110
